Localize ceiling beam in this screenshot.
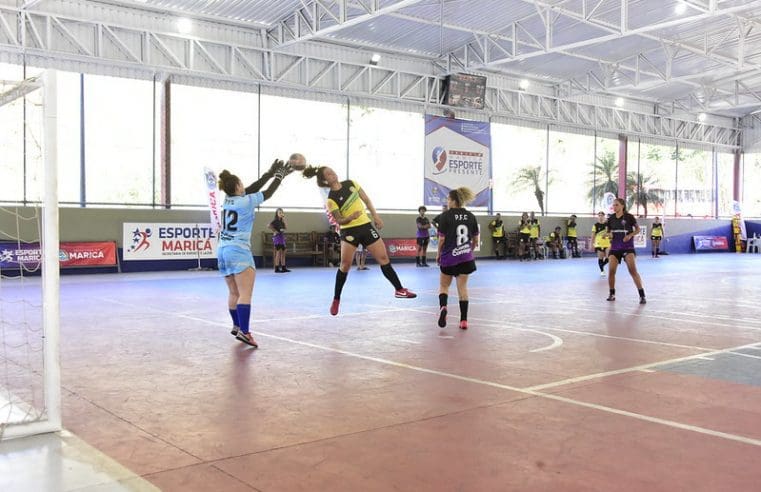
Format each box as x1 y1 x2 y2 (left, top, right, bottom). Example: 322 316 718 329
267 0 426 49
442 0 761 71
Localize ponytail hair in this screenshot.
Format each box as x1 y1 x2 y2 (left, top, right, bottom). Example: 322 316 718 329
218 170 239 196
302 165 330 188
449 187 475 208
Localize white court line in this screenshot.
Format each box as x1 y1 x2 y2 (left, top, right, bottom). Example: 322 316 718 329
726 351 761 361
175 311 761 448
378 305 717 353
399 307 564 353
525 340 761 392
395 338 422 345
104 297 761 447
624 308 761 327
666 294 761 311
560 305 761 332
694 356 715 360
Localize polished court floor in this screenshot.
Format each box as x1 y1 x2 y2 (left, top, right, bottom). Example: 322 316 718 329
2 254 761 491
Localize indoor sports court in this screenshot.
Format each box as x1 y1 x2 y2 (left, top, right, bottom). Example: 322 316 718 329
2 1 761 491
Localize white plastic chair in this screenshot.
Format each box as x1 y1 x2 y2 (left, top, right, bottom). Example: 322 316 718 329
747 233 760 254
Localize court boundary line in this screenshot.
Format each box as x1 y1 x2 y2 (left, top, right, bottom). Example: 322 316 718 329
171 310 761 449
96 295 761 448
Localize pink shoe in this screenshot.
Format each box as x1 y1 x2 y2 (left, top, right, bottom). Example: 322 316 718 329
235 331 258 348
330 298 340 316
394 288 417 299
459 320 468 330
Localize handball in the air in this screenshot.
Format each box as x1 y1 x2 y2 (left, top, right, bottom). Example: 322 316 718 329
288 153 307 171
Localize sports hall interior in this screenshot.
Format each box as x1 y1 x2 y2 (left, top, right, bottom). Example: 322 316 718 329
2 1 761 491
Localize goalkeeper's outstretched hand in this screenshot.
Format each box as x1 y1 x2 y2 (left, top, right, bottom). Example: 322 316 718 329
267 158 283 176
273 160 293 180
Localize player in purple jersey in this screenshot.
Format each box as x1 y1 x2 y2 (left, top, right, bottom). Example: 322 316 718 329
415 206 431 267
605 198 646 304
268 208 290 273
436 187 479 330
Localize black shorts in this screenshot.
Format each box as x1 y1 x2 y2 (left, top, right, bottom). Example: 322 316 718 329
520 233 530 243
595 247 608 252
492 236 506 244
274 244 286 251
609 249 636 262
650 236 662 241
440 260 477 277
416 237 430 247
341 222 381 248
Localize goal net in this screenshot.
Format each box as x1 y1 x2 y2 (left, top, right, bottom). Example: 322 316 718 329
0 71 61 440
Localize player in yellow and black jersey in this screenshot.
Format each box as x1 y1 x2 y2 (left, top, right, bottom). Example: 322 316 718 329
566 214 580 258
593 211 611 276
651 216 664 258
301 158 416 316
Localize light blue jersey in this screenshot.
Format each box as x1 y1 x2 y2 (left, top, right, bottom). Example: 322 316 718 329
218 192 264 250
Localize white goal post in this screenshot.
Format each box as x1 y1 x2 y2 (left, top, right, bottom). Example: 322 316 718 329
0 70 61 440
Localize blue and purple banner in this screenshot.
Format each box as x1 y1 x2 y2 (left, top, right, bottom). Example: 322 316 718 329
424 115 491 207
0 241 117 269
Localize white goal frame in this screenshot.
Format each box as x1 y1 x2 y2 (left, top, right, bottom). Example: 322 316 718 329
0 70 61 440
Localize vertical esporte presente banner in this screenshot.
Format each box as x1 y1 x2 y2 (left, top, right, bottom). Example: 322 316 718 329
203 167 222 234
424 115 491 207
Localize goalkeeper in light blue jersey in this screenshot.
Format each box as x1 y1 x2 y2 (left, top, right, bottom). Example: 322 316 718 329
217 159 291 348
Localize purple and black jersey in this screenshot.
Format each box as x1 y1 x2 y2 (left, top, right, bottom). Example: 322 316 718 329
270 218 286 246
416 216 431 238
437 208 479 267
607 213 637 250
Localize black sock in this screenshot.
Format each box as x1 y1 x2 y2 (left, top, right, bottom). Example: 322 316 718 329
603 258 609 266
598 259 604 271
334 269 348 299
416 256 421 265
439 293 448 307
656 248 660 255
638 288 645 298
609 288 616 296
459 300 469 321
381 263 403 290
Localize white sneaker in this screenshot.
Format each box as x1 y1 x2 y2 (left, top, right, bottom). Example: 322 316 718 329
600 271 606 277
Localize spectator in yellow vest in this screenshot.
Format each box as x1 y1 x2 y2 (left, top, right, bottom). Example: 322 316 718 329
489 213 507 259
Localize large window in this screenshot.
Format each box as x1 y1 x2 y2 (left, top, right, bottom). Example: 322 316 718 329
744 152 761 217
637 142 675 217
84 75 154 205
676 147 713 218
492 123 547 214
717 152 735 217
57 72 82 205
546 129 596 215
171 84 258 207
259 95 347 209
0 63 26 203
348 105 423 211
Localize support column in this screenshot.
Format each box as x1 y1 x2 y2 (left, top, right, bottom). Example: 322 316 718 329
733 150 741 203
159 77 171 208
618 134 628 199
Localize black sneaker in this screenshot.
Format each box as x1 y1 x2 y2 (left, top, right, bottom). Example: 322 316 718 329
639 297 647 304
606 295 616 301
230 325 240 336
437 307 447 328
